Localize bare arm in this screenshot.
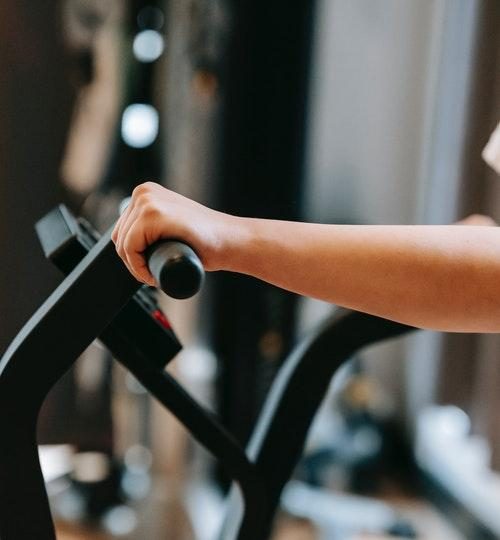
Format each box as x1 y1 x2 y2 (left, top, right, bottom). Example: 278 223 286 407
112 183 500 333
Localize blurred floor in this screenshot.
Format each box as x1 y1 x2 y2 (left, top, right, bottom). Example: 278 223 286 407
56 516 316 540
55 488 462 540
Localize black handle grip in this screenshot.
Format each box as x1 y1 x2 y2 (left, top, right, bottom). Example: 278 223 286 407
146 241 205 299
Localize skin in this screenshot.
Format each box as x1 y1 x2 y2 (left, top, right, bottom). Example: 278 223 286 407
112 182 500 333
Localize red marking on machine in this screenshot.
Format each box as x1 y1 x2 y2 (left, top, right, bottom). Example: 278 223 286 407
152 309 172 330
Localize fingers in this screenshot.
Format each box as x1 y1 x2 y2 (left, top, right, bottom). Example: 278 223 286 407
113 207 153 285
112 182 190 286
111 182 151 247
112 186 159 285
123 223 156 286
111 195 133 245
112 202 135 275
116 206 138 263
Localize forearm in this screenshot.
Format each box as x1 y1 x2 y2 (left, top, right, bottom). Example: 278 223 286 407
112 184 500 332
220 218 500 332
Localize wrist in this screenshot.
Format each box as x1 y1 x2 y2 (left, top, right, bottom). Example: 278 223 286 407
211 214 259 273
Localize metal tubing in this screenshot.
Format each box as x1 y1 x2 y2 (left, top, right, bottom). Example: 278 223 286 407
0 232 140 539
220 310 415 539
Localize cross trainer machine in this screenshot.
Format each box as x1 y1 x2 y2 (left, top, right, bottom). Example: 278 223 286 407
0 205 415 539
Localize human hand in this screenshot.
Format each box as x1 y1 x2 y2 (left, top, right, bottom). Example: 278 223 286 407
456 214 497 226
111 182 234 285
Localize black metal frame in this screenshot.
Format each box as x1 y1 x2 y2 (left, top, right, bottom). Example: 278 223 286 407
0 229 415 539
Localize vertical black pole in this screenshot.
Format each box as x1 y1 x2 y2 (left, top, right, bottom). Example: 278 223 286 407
213 0 317 456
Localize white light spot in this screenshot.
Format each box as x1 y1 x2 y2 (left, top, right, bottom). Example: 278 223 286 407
102 505 138 536
133 30 164 63
124 444 153 472
121 104 159 148
121 470 151 500
56 489 85 521
72 452 110 483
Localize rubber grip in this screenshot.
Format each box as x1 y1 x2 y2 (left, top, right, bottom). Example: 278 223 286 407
146 241 205 299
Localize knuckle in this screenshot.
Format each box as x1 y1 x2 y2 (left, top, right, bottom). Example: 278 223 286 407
123 236 135 254
117 236 127 254
137 193 156 209
133 181 156 196
132 185 144 198
132 183 151 200
140 202 159 218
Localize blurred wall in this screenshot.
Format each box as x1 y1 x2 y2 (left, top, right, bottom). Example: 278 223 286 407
0 2 73 354
300 0 490 422
304 0 433 226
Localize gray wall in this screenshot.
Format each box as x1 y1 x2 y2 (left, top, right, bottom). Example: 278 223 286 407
300 0 483 423
0 3 73 354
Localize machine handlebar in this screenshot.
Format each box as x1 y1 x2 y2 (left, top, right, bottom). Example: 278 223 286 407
146 240 205 299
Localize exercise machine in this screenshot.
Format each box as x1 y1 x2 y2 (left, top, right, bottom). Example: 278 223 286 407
0 205 414 539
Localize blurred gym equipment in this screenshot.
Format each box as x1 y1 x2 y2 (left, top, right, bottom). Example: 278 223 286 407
0 205 415 539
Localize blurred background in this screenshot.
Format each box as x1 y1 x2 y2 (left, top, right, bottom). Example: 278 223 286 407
0 0 499 538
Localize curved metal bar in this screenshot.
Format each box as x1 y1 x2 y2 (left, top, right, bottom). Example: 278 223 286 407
105 321 267 526
220 309 416 540
0 232 266 539
0 232 139 539
123 365 267 528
